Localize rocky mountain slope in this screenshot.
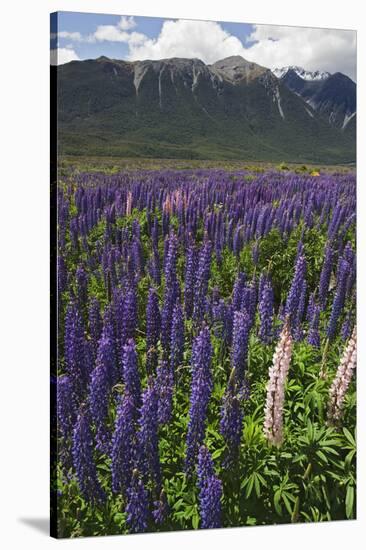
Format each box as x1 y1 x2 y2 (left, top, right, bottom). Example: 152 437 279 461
55 55 356 163
275 66 356 130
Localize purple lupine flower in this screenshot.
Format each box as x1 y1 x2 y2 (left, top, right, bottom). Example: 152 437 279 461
58 255 67 296
64 301 89 400
285 250 307 328
342 241 354 265
193 240 212 325
57 375 77 472
223 303 234 348
153 490 170 525
343 242 356 298
171 301 184 373
105 293 117 329
57 375 76 440
294 278 307 341
122 339 141 407
327 258 350 341
111 390 136 494
126 469 149 533
327 203 344 241
306 291 316 323
121 286 137 344
132 218 141 239
233 225 243 256
307 304 321 348
146 288 161 373
258 275 274 343
241 279 257 327
161 288 176 355
184 243 197 319
151 216 160 248
163 234 170 272
319 243 334 309
113 288 125 359
148 246 161 286
137 378 161 488
72 405 105 504
232 272 246 312
164 231 179 288
220 370 244 466
213 299 232 345
231 310 251 385
197 445 222 529
97 319 118 386
341 310 353 341
185 327 213 475
76 264 88 307
161 233 180 354
258 272 267 304
340 213 356 242
131 238 143 278
156 359 174 425
89 342 111 455
88 298 102 363
296 239 304 258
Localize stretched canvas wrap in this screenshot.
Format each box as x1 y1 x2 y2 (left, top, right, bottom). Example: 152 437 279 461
50 11 357 538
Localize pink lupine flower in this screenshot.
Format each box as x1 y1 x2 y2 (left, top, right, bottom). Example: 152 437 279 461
327 326 357 425
263 320 293 446
126 190 132 216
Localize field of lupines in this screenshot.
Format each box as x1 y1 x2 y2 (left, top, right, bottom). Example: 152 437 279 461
53 168 356 537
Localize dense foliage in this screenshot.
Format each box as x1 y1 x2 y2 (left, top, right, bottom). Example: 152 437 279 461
54 168 356 537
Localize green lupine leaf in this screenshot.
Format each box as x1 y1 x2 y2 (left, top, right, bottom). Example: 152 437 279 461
274 490 282 516
346 485 355 519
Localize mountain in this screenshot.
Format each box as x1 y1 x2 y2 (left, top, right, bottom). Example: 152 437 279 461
275 67 356 130
211 55 269 82
55 55 355 163
273 66 330 81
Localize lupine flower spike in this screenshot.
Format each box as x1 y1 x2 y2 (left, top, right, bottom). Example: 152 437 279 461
197 445 222 529
125 469 149 533
327 326 357 425
263 319 293 446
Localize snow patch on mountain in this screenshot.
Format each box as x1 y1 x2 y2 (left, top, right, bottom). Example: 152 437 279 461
158 67 163 109
272 66 331 81
305 107 314 118
274 87 285 119
342 111 356 129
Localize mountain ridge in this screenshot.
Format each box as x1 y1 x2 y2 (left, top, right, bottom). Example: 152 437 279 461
275 66 356 130
272 66 332 81
56 55 356 163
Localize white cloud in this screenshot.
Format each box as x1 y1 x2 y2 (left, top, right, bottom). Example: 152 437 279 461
58 31 83 41
123 19 356 81
117 16 136 31
50 31 83 42
126 19 246 63
244 25 356 81
53 18 356 80
93 25 129 42
92 24 147 45
50 47 80 66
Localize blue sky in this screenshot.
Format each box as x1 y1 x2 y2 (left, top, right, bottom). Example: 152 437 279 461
50 11 356 80
51 12 254 62
51 12 170 60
